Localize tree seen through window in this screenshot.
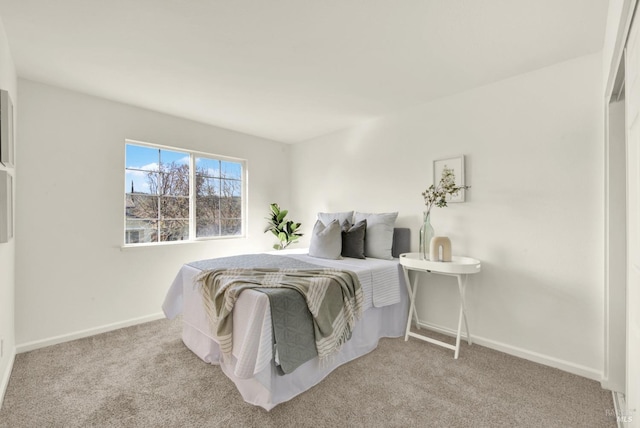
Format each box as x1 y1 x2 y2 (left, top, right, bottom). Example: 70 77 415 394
124 143 244 244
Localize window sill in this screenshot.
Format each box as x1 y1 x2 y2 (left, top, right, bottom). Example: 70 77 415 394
120 235 246 251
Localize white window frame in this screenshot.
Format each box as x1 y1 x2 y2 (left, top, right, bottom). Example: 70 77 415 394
123 139 247 246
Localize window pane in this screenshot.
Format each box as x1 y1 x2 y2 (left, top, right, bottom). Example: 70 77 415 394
220 179 241 220
126 194 158 220
158 149 189 197
160 196 189 220
126 145 160 171
160 149 189 168
125 170 155 195
221 161 242 180
196 195 219 216
221 218 242 236
219 178 241 198
125 219 157 244
220 197 241 218
158 166 189 196
195 176 242 238
196 218 220 238
196 157 220 178
159 220 189 242
196 194 219 238
196 177 219 197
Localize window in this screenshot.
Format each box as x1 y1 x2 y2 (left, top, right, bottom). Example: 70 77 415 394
124 141 245 245
195 157 243 237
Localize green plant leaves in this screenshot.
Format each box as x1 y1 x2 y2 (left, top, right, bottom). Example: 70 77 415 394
264 203 303 250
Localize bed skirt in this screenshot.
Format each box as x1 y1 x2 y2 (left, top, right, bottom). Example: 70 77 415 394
180 280 408 410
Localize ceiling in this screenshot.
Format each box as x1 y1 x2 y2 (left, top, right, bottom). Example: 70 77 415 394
0 0 609 143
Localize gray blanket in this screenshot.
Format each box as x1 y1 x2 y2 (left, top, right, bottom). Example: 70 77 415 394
256 288 317 374
188 253 320 271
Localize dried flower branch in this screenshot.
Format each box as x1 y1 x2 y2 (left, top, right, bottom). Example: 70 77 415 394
422 167 469 214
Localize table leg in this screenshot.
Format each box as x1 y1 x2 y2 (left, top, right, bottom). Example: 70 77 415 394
458 274 472 345
455 304 464 359
408 271 420 330
403 267 419 340
453 274 472 359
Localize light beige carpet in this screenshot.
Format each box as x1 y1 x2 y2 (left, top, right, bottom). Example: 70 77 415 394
0 318 616 427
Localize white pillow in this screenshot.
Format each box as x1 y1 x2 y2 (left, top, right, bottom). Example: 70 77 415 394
317 211 354 227
308 219 342 260
354 212 398 260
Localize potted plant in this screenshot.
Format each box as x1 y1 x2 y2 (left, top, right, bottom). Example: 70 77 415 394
264 203 303 250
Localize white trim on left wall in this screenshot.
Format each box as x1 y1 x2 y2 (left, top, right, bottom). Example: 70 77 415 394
15 312 165 354
0 346 16 410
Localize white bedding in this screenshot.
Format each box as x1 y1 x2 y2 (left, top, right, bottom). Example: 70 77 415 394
162 250 409 410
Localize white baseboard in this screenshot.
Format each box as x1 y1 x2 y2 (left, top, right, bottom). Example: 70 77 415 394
601 376 625 393
15 312 166 354
612 391 626 428
416 320 603 381
0 346 16 410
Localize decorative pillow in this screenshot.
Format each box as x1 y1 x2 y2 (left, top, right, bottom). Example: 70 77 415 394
308 219 342 259
317 211 354 227
341 219 367 259
354 212 398 260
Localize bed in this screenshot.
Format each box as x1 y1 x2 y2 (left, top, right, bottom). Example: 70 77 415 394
162 227 410 410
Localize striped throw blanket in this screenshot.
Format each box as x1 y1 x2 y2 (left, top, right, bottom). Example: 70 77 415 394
196 268 363 363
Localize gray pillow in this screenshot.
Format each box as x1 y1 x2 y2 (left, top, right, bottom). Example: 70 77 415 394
341 219 366 259
317 211 354 227
354 212 398 260
308 219 342 259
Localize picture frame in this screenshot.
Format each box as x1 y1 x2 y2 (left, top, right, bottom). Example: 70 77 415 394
433 155 466 203
0 170 13 243
1 89 15 167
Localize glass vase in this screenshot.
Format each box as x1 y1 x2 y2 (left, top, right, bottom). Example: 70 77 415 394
419 211 435 260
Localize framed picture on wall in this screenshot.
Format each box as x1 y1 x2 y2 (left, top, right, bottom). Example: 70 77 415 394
433 155 466 203
0 170 13 243
1 89 15 167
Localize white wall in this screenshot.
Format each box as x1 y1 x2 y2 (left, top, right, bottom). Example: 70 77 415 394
605 99 627 393
291 53 604 378
15 79 293 347
603 0 628 95
0 15 16 406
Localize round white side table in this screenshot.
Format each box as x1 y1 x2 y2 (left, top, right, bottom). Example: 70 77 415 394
399 252 481 359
